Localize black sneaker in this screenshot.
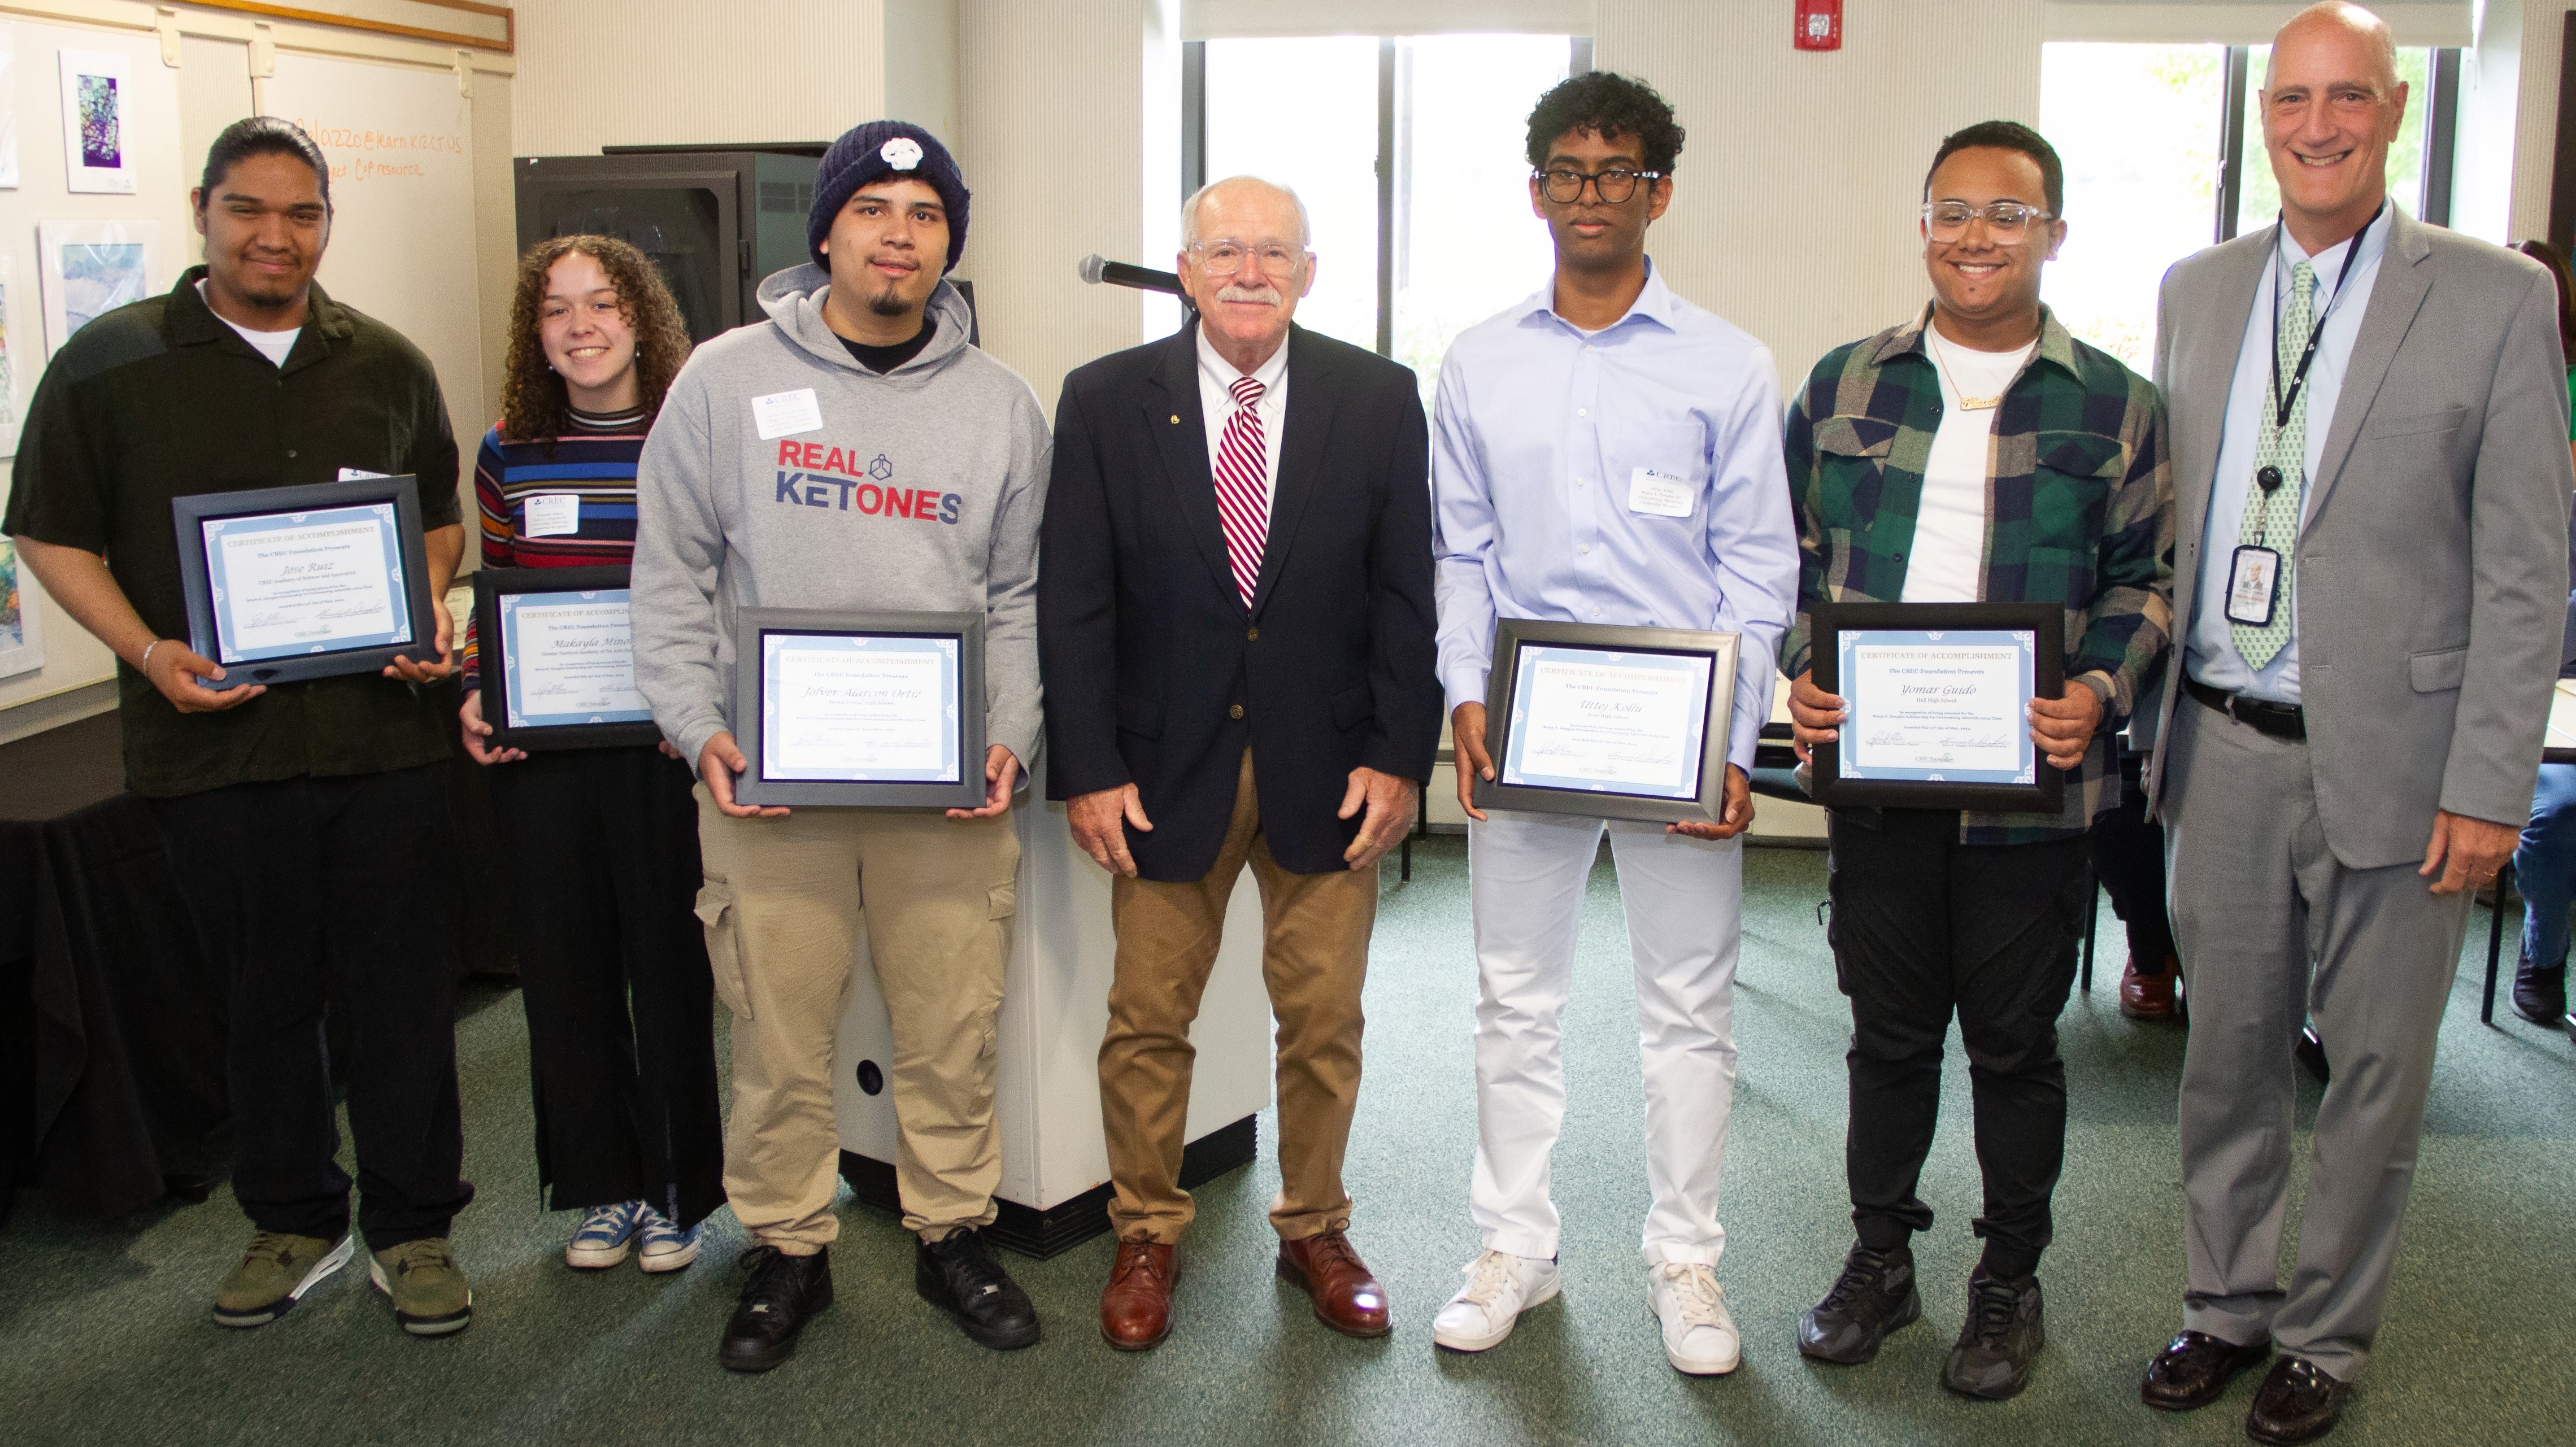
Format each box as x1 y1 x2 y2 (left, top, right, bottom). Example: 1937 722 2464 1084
2512 956 2566 1026
1798 1242 1922 1364
917 1227 1040 1350
1941 1267 2044 1400
719 1245 833 1373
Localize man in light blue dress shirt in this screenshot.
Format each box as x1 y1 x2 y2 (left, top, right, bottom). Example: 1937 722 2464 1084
1424 72 1798 1378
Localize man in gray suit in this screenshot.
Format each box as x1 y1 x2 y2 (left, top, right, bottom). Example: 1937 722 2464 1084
2136 5 2573 1442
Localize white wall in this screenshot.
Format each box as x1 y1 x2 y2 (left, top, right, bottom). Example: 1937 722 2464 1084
512 0 889 156
1595 0 2047 390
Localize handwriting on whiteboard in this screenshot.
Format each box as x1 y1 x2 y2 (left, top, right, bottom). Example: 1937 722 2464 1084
286 117 464 184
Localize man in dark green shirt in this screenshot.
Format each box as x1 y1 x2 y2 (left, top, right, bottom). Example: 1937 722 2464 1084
5 118 477 1337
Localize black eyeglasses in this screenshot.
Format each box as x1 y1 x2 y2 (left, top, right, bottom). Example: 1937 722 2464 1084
1533 167 1664 204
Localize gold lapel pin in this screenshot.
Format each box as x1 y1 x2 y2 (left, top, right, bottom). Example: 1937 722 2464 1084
1170 415 1180 424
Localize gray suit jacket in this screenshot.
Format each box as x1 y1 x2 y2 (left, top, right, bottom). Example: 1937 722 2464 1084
2144 208 2573 868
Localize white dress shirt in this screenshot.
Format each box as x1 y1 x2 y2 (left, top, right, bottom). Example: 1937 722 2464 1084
1196 323 1289 525
1430 261 1801 770
2185 206 2392 703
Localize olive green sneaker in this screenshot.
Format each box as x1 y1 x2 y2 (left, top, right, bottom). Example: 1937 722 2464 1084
212 1230 355 1328
368 1238 473 1336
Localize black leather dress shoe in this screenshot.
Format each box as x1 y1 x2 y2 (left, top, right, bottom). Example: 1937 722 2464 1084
1798 1242 1921 1365
719 1245 832 1372
2140 1330 2272 1411
2246 1356 2347 1444
918 1227 1040 1350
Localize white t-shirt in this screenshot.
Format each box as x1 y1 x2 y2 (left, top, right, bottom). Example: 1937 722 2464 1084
1899 326 2035 605
197 279 300 367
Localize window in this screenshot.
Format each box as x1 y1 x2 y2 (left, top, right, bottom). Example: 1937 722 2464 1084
1193 33 1580 397
2037 42 2460 374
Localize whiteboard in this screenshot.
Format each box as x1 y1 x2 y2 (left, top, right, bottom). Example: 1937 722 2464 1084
262 51 484 518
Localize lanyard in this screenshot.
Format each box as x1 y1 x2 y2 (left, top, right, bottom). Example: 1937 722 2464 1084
2266 202 2383 432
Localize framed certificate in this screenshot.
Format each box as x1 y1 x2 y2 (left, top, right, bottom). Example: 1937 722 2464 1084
171 476 438 690
472 566 663 751
1811 601 2065 812
730 608 986 808
1471 619 1741 825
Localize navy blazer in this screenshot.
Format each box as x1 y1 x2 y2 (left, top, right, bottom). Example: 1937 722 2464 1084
1038 320 1441 881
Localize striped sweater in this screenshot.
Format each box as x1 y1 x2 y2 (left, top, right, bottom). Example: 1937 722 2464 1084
462 408 649 684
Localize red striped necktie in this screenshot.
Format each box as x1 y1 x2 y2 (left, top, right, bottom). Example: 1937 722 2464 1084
1211 373 1269 608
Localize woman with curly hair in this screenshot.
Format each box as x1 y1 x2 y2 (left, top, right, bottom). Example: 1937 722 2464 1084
458 235 724 1272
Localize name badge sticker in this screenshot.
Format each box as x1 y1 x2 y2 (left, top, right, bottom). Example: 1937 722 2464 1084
752 389 825 441
1628 467 1696 518
523 494 581 538
337 467 390 481
2225 545 2281 626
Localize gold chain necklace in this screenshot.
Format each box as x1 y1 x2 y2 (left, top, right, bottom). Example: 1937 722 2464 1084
1926 326 2032 411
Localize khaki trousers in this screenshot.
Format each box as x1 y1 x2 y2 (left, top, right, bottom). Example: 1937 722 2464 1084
1100 751 1377 1243
693 786 1017 1247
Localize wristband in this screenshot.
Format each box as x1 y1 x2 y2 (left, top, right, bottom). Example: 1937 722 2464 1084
140 639 164 673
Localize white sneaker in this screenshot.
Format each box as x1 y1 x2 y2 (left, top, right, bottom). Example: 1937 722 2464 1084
1431 1249 1560 1352
1647 1259 1740 1375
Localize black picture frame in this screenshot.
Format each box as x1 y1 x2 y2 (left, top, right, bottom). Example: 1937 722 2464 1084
171 476 440 690
730 607 987 808
472 565 664 751
1470 618 1742 825
1810 600 2066 813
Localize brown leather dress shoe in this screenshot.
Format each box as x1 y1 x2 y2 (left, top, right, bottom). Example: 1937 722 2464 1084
2140 1329 2272 1411
1099 1239 1176 1352
1277 1230 1392 1338
2121 953 2182 1021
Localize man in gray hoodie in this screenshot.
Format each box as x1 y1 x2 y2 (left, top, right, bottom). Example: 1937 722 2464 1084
630 121 1050 1372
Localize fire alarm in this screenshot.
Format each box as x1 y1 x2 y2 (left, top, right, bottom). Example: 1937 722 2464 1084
1795 0 1843 51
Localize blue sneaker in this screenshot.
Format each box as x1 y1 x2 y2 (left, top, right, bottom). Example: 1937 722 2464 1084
567 1200 645 1270
637 1205 701 1274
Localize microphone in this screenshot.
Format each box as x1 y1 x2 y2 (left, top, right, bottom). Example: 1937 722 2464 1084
1078 254 1184 296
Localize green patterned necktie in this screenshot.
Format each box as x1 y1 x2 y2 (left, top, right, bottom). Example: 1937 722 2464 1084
2232 258 2317 672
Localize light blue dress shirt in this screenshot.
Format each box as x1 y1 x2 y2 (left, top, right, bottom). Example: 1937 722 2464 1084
2185 206 2392 704
1431 261 1800 771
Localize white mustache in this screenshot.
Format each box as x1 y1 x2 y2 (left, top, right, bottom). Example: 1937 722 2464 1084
1215 284 1281 306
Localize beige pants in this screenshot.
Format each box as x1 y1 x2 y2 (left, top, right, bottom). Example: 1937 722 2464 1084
694 786 1017 1247
1100 751 1377 1244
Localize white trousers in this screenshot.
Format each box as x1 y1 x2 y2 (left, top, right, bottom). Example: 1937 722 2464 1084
1466 810 1743 1266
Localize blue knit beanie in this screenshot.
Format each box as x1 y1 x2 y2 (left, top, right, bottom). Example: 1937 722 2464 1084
808 120 970 274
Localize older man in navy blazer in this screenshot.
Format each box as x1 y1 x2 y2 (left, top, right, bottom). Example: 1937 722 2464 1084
1039 175 1438 1352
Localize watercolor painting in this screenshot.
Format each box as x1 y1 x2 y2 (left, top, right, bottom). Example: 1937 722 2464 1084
39 221 159 358
0 534 43 679
58 49 135 194
76 75 119 169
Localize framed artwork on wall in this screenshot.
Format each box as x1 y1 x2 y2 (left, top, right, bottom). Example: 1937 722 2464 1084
37 219 156 358
57 47 134 195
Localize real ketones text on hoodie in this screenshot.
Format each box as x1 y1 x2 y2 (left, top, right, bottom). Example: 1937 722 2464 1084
630 267 1052 774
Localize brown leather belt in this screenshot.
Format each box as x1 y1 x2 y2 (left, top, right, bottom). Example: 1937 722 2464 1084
2185 676 2306 741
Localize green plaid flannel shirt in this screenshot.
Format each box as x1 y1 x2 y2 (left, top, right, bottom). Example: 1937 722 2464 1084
1782 306 2174 844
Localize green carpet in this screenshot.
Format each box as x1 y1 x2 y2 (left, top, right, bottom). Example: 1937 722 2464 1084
3 836 2571 1446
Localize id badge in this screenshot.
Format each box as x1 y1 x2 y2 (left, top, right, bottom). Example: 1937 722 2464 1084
2225 545 2281 626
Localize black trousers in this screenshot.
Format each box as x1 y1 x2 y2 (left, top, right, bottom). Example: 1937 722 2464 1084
486 746 723 1229
1826 808 2091 1279
150 763 472 1247
2091 749 2177 970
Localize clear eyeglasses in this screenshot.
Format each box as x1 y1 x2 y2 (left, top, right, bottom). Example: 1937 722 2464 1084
1188 240 1306 277
1921 201 2054 242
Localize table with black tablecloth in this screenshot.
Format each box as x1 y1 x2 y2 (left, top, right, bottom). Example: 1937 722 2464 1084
3 689 519 1222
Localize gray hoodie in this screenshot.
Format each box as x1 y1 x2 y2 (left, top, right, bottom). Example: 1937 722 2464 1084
630 267 1050 774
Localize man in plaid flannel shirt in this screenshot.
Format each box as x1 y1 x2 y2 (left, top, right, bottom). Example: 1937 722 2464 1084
1779 121 2173 1401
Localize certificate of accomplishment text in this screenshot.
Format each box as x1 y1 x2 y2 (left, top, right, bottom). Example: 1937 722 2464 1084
762 635 962 783
1839 633 2035 784
502 592 652 727
1501 644 1713 800
204 504 412 662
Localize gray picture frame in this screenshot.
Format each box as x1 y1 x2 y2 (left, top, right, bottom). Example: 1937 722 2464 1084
171 475 439 690
1471 618 1741 825
730 606 986 808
